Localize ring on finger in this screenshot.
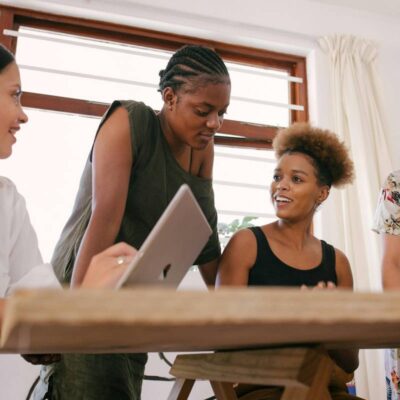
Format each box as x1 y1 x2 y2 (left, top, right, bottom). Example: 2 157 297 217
116 256 126 266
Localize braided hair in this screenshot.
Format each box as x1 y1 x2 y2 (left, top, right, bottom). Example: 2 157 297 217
158 45 230 93
0 44 15 73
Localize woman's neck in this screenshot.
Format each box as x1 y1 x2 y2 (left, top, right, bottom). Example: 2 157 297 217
157 109 192 171
273 217 314 250
158 110 188 156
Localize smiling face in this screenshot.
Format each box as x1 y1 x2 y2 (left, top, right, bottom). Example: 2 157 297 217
270 152 330 222
161 79 231 150
0 62 28 159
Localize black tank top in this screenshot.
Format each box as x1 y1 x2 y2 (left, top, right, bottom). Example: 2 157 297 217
248 227 337 287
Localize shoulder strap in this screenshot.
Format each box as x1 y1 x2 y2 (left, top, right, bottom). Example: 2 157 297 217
321 240 338 284
248 227 271 266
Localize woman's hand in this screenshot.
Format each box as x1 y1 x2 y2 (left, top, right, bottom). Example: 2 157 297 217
21 354 61 365
20 243 137 365
300 281 336 290
80 242 137 289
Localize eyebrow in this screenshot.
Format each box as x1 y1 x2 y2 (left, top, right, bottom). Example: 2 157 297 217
274 168 309 176
9 84 21 90
196 102 229 109
292 169 309 176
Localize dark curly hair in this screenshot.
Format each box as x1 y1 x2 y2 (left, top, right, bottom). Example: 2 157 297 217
158 45 230 93
273 122 354 188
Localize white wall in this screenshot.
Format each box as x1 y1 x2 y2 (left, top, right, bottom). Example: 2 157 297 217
1 0 399 399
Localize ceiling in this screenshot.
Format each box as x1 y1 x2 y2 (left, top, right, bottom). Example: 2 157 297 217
309 0 400 18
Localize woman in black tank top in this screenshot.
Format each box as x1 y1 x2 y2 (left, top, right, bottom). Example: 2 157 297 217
247 226 337 287
217 123 363 400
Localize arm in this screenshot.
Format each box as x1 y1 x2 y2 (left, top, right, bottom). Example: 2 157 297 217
327 248 359 373
216 229 257 287
381 234 400 288
0 298 4 330
373 172 400 287
198 258 219 287
197 142 220 287
2 178 59 293
71 107 133 287
334 248 353 289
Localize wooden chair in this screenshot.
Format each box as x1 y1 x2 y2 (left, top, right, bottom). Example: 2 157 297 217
167 347 334 400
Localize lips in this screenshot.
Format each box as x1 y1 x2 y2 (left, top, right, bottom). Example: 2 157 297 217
198 132 214 143
200 131 214 138
8 127 19 143
273 194 293 208
274 195 292 203
9 126 19 135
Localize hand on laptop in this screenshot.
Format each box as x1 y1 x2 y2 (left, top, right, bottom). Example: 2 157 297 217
80 242 137 289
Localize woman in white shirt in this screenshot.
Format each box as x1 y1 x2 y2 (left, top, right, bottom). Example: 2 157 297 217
0 44 136 321
0 42 140 399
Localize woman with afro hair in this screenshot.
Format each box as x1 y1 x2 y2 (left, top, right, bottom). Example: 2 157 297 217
217 122 363 400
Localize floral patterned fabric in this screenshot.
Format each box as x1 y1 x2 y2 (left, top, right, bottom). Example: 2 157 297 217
373 170 400 400
373 170 400 236
385 350 400 400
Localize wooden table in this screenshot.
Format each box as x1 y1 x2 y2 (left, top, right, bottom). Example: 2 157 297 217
1 287 399 353
2 287 394 400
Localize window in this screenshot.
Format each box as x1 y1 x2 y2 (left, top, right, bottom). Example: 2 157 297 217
1 110 97 260
0 5 308 257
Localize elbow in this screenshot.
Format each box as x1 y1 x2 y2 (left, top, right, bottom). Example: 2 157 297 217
341 352 360 374
329 349 359 374
343 358 359 374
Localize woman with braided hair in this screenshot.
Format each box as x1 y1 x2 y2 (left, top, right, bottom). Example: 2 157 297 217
217 123 363 400
39 45 230 399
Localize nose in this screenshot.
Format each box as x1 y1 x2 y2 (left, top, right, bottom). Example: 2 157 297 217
276 177 289 190
206 112 222 132
18 106 28 124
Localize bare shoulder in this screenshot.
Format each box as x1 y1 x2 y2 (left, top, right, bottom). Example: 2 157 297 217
334 247 349 265
217 228 257 286
91 105 133 208
223 228 258 265
100 106 130 133
334 247 353 288
93 105 131 162
228 228 257 248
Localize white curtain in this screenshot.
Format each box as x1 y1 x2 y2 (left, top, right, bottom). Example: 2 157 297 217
319 35 393 400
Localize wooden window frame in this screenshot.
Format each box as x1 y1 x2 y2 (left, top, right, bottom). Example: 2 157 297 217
0 5 308 149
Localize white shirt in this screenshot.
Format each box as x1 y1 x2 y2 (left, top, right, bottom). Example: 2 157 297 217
0 176 59 297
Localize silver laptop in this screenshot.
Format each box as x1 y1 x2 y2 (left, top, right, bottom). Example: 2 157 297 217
116 184 212 288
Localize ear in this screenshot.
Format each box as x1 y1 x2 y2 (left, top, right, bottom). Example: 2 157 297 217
161 87 177 110
317 185 330 205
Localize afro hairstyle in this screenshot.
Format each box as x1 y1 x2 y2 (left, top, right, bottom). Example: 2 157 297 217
272 122 354 188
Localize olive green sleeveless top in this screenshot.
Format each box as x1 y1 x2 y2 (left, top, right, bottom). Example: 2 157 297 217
52 100 221 283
